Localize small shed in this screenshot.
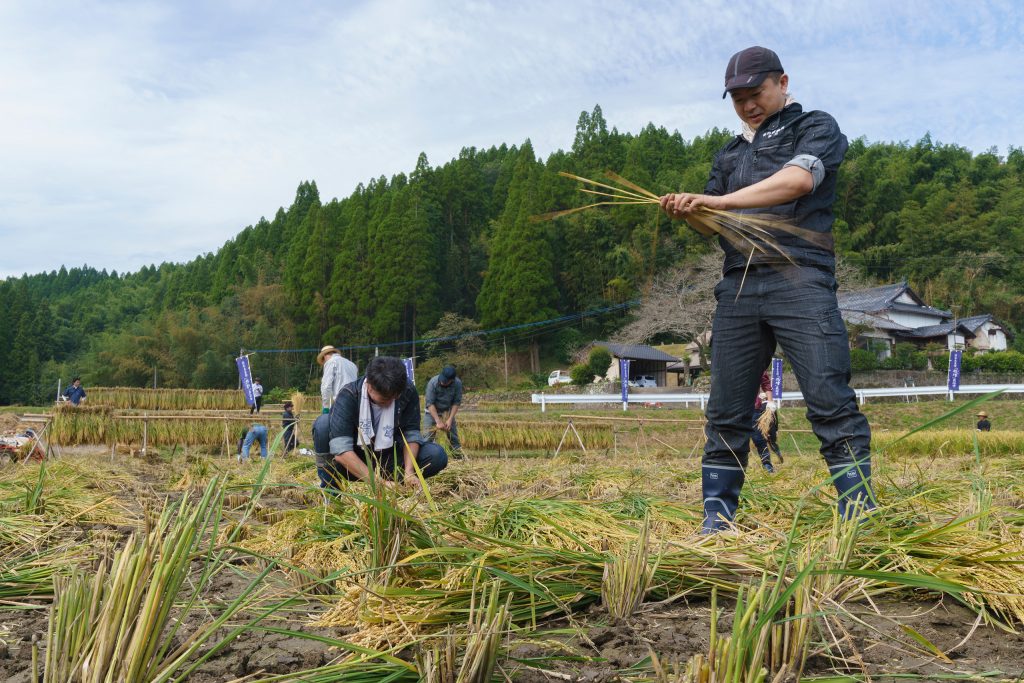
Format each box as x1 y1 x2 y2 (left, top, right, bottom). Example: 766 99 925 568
585 342 680 387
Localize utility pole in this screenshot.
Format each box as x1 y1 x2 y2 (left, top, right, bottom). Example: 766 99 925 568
153 366 157 389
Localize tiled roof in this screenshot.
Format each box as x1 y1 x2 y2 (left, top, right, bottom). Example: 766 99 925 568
837 283 909 312
594 342 680 362
957 314 993 333
838 283 950 317
904 323 957 338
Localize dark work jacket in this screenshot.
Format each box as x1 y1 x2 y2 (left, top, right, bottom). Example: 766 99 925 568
326 377 423 464
705 102 848 274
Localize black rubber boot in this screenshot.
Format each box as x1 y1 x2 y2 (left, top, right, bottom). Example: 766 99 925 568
701 465 746 533
830 458 876 519
759 447 774 473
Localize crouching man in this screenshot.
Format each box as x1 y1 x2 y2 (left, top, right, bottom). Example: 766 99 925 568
312 356 448 489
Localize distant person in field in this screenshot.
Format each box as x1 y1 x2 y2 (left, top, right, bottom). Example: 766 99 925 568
976 411 991 432
312 356 447 490
239 424 268 462
750 370 780 473
282 401 298 453
250 378 264 414
425 365 464 453
62 377 87 405
660 46 874 531
318 345 358 413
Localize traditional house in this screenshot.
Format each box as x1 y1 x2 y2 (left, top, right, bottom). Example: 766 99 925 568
838 283 1009 358
581 342 679 387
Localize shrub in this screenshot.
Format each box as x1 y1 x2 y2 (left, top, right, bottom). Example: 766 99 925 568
263 386 297 404
570 364 593 386
587 347 613 379
849 348 877 372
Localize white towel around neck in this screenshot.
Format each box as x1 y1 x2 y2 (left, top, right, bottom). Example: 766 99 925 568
358 381 395 451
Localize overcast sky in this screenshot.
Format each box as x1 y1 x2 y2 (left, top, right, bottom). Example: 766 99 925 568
1 0 1022 279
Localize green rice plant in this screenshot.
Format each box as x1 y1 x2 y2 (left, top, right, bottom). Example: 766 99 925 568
458 579 512 682
601 516 655 622
40 478 293 683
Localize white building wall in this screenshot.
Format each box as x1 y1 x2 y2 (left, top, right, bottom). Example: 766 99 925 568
885 310 947 328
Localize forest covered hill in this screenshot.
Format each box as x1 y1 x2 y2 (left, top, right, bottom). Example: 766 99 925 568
2 106 1023 404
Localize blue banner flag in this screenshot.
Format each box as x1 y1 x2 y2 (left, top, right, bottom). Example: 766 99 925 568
947 349 962 391
619 358 631 406
771 358 784 399
402 357 415 384
236 355 255 407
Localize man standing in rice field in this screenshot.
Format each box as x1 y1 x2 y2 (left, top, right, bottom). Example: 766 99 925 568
660 46 875 532
424 365 464 455
318 344 358 412
250 377 264 414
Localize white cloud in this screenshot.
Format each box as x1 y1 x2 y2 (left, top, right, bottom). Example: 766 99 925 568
0 0 1021 277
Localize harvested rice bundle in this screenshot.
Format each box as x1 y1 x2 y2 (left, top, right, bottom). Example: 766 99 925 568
756 404 776 440
536 171 834 293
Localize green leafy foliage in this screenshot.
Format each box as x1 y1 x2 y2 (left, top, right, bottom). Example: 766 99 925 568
569 363 592 386
587 347 613 379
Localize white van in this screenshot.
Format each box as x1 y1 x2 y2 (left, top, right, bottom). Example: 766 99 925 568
547 370 572 386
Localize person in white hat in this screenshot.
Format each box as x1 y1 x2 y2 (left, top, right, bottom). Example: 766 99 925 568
318 345 358 413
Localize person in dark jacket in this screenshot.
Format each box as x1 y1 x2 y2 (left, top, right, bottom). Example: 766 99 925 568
311 356 447 490
976 411 991 432
660 46 874 531
282 401 298 453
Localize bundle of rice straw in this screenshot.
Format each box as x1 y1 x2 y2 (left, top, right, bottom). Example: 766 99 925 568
535 171 833 279
756 404 776 441
290 392 305 415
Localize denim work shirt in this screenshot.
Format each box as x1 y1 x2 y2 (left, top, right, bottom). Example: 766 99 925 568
326 377 423 458
425 376 463 413
706 102 848 274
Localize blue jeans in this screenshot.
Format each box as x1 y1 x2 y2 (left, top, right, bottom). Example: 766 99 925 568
704 266 871 470
241 425 268 460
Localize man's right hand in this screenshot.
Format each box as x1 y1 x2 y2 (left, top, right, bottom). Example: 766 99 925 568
658 193 716 237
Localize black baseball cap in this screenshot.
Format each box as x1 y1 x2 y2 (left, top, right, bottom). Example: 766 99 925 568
723 46 783 98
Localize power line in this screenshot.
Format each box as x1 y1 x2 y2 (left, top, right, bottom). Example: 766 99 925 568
246 300 639 356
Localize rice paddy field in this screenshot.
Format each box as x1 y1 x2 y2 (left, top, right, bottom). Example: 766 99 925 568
3 394 1024 682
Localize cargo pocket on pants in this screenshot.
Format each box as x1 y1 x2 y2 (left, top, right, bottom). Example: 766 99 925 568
817 308 851 374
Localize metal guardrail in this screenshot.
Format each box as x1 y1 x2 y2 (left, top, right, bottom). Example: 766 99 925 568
531 384 1024 411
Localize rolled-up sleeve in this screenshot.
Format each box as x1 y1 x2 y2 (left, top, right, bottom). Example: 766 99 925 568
330 435 354 455
784 154 825 191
